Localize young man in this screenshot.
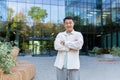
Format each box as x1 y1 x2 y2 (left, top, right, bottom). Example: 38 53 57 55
54 16 84 80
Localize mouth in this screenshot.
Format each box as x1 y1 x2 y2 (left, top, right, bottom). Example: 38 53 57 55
67 26 72 28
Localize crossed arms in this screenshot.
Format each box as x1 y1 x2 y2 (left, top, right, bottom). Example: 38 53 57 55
54 33 84 52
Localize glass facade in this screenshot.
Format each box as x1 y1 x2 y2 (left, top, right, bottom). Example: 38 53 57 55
65 0 120 52
0 0 7 26
0 0 120 55
0 0 7 42
0 0 65 56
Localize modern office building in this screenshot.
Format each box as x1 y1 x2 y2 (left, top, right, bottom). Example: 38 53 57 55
0 0 7 25
65 0 120 51
0 0 7 42
0 0 120 55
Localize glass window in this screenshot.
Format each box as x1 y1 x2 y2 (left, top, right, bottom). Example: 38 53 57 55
51 5 58 23
107 34 111 48
26 3 36 27
17 3 25 21
111 0 120 3
59 0 65 6
102 0 110 3
103 4 111 11
43 0 50 5
43 4 50 23
7 1 18 18
118 31 120 47
8 0 17 1
35 0 43 4
116 3 120 25
51 0 58 5
0 0 7 21
103 35 106 47
111 2 117 23
80 0 87 2
80 0 96 3
112 32 116 47
58 6 65 24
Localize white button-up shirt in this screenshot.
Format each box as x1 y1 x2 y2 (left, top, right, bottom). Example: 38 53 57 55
54 30 84 69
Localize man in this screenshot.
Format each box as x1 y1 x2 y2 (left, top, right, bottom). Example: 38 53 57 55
54 16 84 80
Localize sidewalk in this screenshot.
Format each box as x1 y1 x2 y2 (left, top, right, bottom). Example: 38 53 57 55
18 56 120 80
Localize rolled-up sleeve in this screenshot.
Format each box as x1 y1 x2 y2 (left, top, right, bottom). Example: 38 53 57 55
65 32 84 50
54 33 69 51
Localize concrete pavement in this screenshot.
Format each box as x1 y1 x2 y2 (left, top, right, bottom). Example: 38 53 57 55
18 55 120 80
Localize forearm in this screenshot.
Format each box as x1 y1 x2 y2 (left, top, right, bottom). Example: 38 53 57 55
54 41 69 51
65 40 83 50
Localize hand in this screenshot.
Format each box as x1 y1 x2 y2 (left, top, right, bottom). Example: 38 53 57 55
69 48 78 51
74 39 78 41
60 41 65 45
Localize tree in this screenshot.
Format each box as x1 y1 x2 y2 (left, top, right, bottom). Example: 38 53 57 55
28 6 47 24
0 7 14 41
7 7 14 22
43 22 55 37
12 12 26 29
6 7 14 41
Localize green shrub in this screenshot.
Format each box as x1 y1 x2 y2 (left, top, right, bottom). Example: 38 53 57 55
0 41 17 74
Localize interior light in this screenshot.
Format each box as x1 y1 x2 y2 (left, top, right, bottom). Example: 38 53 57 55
102 14 107 16
87 14 93 16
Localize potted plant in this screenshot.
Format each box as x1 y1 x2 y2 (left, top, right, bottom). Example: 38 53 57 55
0 41 19 74
88 47 101 56
109 46 120 57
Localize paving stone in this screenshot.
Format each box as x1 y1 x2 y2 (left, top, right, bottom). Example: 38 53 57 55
18 56 120 80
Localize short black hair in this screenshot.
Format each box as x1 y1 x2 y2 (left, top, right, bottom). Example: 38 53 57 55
63 16 74 23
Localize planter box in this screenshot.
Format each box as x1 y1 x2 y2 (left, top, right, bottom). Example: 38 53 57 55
102 54 114 59
97 54 120 61
0 60 36 80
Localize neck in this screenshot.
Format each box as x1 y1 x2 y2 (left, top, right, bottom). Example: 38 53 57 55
66 30 73 33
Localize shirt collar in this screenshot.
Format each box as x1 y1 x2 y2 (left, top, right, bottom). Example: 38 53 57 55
64 30 75 35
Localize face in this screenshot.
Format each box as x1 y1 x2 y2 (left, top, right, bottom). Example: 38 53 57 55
64 19 74 33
